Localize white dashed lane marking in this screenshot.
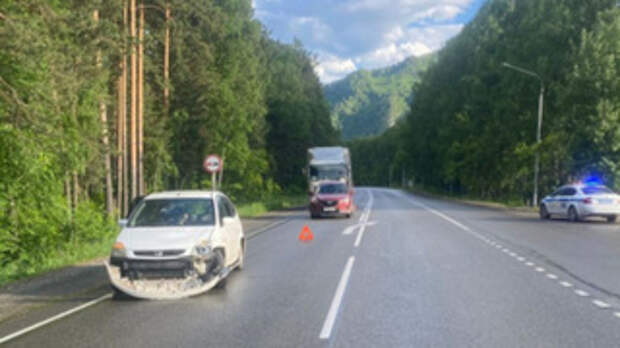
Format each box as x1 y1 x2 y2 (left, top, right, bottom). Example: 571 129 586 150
575 289 590 297
592 300 611 309
399 191 620 322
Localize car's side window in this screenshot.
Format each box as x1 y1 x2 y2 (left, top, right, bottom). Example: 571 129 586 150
216 196 230 225
565 188 576 196
223 196 236 218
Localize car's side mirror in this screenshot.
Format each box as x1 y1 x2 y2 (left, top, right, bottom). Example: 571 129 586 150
222 216 235 226
118 219 128 228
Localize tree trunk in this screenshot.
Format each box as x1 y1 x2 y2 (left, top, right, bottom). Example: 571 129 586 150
138 1 144 196
93 9 114 215
116 12 126 216
163 3 170 116
129 0 138 201
122 0 129 217
72 171 79 208
65 175 72 222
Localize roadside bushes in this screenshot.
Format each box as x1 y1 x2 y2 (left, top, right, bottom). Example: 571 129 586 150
0 126 116 283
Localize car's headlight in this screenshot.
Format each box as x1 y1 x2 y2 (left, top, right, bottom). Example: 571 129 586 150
194 245 212 256
340 197 350 204
111 241 127 258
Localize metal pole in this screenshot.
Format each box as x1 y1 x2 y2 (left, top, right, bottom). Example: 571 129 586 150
533 83 544 206
502 62 544 207
212 172 216 192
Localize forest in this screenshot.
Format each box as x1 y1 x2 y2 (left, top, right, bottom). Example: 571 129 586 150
0 0 337 280
324 54 434 140
349 0 619 204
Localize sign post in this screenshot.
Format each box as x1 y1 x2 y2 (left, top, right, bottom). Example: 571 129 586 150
203 154 223 192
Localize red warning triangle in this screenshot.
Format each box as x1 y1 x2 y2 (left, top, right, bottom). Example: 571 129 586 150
298 225 314 242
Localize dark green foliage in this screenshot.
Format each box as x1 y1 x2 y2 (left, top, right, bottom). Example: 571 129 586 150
350 0 619 204
0 0 336 280
324 55 434 140
263 40 339 189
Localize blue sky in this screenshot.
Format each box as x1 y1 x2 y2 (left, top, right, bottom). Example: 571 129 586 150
253 0 486 83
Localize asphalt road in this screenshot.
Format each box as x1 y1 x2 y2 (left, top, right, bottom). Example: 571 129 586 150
3 187 620 347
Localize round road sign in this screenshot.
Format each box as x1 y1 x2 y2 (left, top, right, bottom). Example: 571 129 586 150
203 154 222 173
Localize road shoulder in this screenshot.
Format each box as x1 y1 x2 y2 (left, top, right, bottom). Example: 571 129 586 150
0 208 303 325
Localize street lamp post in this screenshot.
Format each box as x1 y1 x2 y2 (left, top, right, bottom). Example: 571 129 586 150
502 62 544 206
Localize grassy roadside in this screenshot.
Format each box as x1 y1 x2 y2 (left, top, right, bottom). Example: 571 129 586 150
237 193 307 218
0 234 117 286
0 193 307 287
401 186 537 213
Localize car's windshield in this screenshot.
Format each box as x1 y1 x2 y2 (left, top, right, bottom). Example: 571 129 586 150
128 199 215 227
318 183 348 194
582 186 614 195
310 165 346 181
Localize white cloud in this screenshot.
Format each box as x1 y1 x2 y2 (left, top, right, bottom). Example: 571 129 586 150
413 5 463 21
289 16 332 43
315 54 357 83
255 0 477 82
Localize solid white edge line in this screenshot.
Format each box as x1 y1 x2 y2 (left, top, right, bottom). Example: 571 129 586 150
319 256 355 340
402 195 470 232
0 293 113 344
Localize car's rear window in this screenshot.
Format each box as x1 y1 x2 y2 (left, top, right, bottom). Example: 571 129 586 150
128 199 215 227
318 183 348 194
581 186 613 195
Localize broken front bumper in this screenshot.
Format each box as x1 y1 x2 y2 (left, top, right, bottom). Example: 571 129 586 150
106 254 227 300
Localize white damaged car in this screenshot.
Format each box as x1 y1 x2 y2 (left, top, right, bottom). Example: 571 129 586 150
105 191 245 300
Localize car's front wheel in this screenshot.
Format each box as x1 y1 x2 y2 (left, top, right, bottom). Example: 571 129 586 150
568 206 580 222
607 215 617 223
539 204 550 220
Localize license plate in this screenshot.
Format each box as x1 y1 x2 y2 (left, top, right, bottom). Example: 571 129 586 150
323 207 336 212
598 199 613 204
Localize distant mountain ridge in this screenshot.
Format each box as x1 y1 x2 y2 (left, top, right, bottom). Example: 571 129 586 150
324 54 435 140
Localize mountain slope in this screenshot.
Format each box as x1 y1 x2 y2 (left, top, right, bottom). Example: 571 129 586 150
324 54 435 140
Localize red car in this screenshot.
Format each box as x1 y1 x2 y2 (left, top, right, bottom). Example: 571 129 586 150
309 181 354 219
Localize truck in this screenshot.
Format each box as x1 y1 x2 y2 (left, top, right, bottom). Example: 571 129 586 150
307 146 352 193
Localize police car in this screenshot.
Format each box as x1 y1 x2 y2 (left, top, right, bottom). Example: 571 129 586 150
539 183 620 222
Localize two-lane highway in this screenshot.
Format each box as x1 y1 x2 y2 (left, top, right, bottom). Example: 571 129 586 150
3 188 620 347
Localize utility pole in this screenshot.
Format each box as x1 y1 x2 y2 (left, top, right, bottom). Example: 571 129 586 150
502 62 544 206
93 9 114 215
129 0 138 200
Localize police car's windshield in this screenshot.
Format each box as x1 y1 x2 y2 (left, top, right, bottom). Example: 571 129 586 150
128 199 215 227
582 186 614 195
